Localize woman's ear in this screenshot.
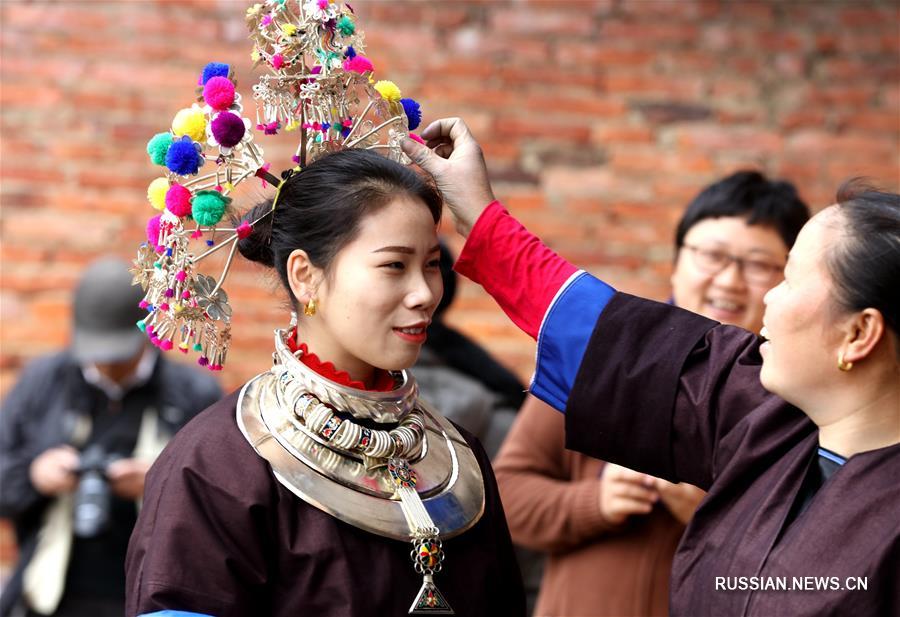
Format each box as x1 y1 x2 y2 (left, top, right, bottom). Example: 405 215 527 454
286 249 323 304
841 308 885 365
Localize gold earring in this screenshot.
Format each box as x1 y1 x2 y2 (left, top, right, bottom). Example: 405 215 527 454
837 351 853 372
304 297 317 317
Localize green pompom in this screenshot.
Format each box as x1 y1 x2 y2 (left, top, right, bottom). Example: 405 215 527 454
337 16 355 36
192 343 203 352
136 320 147 332
147 132 173 166
191 190 231 226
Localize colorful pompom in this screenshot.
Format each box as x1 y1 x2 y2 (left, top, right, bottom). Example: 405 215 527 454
374 80 401 103
400 98 422 130
191 190 230 226
146 132 173 166
160 340 174 351
343 55 373 74
165 136 204 175
146 214 162 247
344 46 357 59
282 23 297 37
272 54 285 70
211 112 245 148
203 76 236 111
236 220 253 239
165 183 193 217
408 132 425 145
337 15 355 36
172 107 207 143
147 177 169 211
200 62 230 86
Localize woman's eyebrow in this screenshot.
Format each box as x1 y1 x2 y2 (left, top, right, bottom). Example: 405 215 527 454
372 244 441 254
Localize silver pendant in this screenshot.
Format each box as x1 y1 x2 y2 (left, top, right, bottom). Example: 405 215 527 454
408 574 454 615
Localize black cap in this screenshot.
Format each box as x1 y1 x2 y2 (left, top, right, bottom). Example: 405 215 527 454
72 257 146 364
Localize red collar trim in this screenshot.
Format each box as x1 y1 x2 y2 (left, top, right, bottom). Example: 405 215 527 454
286 328 396 392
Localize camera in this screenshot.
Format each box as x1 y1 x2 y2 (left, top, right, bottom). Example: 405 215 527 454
72 445 122 538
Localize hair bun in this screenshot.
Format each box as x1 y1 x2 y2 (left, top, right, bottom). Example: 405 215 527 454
235 200 275 267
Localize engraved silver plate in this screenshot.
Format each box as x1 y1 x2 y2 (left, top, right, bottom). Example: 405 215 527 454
237 373 485 540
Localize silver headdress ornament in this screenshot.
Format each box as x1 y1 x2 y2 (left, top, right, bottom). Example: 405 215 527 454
132 0 422 371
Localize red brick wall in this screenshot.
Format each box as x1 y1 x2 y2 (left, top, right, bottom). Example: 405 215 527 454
1 0 898 576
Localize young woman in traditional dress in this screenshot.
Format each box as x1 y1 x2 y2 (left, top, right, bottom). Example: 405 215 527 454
126 149 525 617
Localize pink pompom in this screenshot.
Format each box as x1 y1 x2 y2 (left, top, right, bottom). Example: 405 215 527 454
139 300 149 310
191 229 203 239
146 215 162 246
343 55 374 74
182 290 191 299
311 65 322 75
176 270 187 282
203 76 235 111
317 0 328 8
149 336 161 347
408 132 425 145
272 54 285 69
159 302 170 311
160 340 174 351
165 184 192 217
211 112 246 148
236 220 253 239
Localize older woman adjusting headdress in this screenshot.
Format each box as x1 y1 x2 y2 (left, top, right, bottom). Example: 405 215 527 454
404 117 900 617
125 5 524 617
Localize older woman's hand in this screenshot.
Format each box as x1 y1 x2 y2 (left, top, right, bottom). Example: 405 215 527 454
401 118 496 237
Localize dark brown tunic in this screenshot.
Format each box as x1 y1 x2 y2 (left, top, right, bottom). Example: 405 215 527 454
125 390 525 617
566 293 899 617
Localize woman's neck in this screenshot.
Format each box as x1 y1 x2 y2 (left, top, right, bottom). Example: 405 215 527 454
290 326 393 391
816 371 900 458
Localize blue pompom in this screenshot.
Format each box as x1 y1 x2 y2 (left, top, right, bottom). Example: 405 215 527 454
400 98 422 130
165 136 203 176
200 62 230 86
344 46 357 59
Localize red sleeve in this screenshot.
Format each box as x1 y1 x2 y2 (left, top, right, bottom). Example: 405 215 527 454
454 201 577 339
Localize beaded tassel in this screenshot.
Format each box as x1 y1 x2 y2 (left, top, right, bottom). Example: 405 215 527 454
388 459 454 615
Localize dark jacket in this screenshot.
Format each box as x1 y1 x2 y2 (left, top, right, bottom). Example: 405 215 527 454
0 350 221 616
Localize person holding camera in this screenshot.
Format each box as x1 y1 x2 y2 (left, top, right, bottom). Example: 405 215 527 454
0 257 221 617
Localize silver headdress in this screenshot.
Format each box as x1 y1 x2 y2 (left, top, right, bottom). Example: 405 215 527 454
133 0 422 371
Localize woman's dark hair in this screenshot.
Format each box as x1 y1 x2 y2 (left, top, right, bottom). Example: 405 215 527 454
237 149 442 308
674 170 811 251
826 179 900 346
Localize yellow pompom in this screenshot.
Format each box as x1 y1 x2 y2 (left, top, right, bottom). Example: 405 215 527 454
374 80 402 103
284 119 300 132
147 177 169 211
172 107 207 142
251 49 261 62
282 24 297 37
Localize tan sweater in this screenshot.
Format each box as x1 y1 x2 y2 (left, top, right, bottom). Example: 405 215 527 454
494 398 688 617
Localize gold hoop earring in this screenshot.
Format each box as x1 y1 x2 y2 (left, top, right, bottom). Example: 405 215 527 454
837 351 853 372
304 298 317 317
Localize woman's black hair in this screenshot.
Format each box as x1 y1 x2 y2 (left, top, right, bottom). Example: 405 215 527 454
826 179 900 346
674 170 811 251
237 149 442 308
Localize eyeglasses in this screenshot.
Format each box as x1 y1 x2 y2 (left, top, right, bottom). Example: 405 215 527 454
681 244 785 285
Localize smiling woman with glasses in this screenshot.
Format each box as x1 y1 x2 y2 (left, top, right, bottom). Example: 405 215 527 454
671 171 809 334
680 244 786 285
